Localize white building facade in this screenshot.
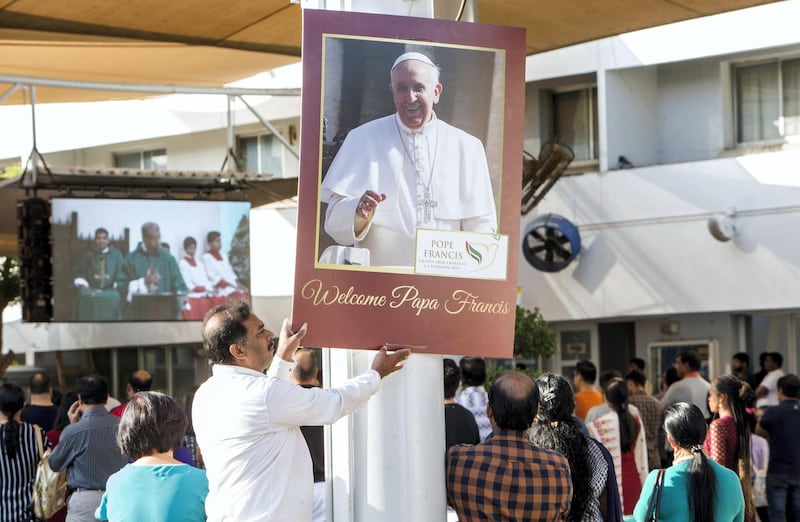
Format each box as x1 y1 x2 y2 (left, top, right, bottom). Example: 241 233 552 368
519 1 800 384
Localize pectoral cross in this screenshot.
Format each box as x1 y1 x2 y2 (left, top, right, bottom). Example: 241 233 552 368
92 258 110 288
418 186 438 223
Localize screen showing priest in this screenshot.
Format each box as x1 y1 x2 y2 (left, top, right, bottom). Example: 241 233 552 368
318 41 503 274
51 198 251 322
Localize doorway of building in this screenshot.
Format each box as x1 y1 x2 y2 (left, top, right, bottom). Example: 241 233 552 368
598 322 635 376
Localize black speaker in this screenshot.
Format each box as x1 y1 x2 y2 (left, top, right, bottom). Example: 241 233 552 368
17 198 52 322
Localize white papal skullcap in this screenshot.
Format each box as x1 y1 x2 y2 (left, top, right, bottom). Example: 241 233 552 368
391 51 435 72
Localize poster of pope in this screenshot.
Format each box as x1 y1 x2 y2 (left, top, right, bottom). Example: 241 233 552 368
293 10 524 356
317 36 506 277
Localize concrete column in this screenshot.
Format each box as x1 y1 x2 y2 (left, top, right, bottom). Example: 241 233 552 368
325 348 446 522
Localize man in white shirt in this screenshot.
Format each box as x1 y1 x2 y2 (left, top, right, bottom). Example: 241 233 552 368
321 51 497 267
193 300 410 521
756 351 785 408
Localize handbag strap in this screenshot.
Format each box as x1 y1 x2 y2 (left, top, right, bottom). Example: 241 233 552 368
645 468 666 521
653 468 665 519
33 424 44 459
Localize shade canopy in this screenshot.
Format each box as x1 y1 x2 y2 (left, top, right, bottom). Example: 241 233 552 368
0 0 778 105
0 0 780 257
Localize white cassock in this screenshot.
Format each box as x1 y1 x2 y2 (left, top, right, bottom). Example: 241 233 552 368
179 256 212 297
202 251 239 296
321 113 497 267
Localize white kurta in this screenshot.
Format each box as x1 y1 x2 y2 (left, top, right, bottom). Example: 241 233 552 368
193 360 381 521
321 114 497 267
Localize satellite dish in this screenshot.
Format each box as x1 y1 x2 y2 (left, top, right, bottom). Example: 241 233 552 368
522 214 581 272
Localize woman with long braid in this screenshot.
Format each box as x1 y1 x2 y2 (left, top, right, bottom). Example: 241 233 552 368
530 373 617 521
632 402 744 521
706 375 756 521
0 382 49 522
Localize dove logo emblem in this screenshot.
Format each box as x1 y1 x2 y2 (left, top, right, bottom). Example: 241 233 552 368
416 230 509 280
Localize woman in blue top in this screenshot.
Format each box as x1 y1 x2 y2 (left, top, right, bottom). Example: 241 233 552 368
631 402 744 522
96 391 208 522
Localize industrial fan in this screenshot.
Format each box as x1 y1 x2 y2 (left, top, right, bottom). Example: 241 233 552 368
522 213 581 272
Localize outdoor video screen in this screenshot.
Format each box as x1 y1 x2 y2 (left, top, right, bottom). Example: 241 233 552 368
51 198 251 322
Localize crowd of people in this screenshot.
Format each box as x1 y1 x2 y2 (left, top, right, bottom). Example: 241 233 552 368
443 352 799 522
2 316 799 522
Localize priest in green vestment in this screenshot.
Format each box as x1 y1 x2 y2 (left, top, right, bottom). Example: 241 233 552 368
122 222 188 320
73 227 125 320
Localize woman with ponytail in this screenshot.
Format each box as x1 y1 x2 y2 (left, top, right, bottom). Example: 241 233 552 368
706 375 756 521
0 382 49 522
632 402 744 521
588 377 648 515
530 373 619 521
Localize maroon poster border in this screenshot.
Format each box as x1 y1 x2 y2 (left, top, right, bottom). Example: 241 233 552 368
292 9 525 358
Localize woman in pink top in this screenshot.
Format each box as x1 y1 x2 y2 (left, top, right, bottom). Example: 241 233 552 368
706 374 755 522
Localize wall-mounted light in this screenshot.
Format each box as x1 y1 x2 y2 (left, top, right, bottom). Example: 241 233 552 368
660 320 679 335
708 208 736 242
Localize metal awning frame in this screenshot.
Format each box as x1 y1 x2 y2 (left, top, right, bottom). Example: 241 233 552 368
9 75 302 198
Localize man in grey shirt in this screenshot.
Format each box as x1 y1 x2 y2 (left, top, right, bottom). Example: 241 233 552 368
660 350 711 419
49 374 127 522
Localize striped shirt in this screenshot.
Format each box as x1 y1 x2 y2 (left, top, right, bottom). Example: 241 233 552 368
0 421 48 522
48 406 127 490
447 429 572 521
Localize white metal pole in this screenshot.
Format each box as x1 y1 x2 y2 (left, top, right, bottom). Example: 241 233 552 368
311 3 479 520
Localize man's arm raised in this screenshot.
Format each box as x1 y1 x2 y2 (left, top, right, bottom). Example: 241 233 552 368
272 320 410 377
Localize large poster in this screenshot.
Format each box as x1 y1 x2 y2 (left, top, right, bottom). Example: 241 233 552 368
292 9 525 357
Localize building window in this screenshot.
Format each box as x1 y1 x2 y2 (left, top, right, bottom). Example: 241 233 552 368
237 134 283 176
113 148 167 169
550 86 598 162
736 57 800 143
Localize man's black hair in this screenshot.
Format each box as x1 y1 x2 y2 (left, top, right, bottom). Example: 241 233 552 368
575 360 597 384
76 374 109 405
29 372 51 395
778 374 800 398
598 370 622 390
767 352 783 368
625 369 647 388
459 357 487 387
202 299 250 365
443 358 460 399
664 366 681 387
129 371 153 393
628 357 645 371
732 352 750 366
678 350 701 371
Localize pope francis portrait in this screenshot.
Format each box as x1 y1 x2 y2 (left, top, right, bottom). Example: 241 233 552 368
320 51 498 269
